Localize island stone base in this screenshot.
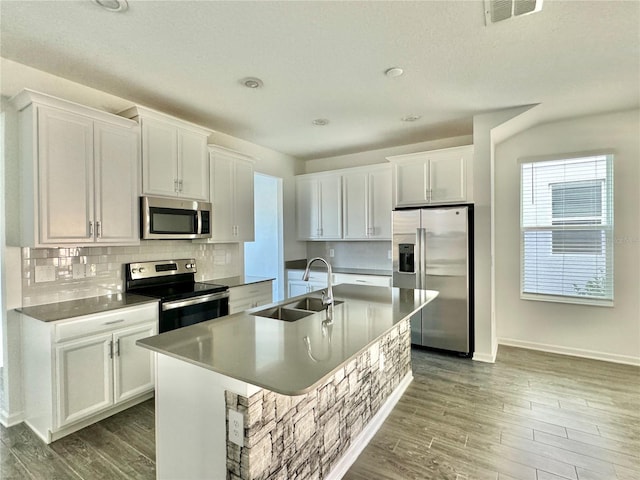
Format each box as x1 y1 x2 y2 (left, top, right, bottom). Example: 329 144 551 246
225 318 411 480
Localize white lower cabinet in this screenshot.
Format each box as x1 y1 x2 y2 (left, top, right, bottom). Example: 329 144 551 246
21 303 158 443
286 270 330 298
228 281 273 314
55 333 114 428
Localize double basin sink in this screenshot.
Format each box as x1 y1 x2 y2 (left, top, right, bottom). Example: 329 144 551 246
253 296 344 322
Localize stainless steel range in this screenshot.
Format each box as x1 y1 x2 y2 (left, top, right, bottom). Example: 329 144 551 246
125 259 229 333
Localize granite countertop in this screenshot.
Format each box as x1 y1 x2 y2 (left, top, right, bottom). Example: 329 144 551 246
18 293 159 322
137 284 437 395
210 275 275 288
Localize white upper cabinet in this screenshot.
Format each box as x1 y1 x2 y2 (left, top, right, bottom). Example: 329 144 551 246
11 90 140 247
388 145 473 207
342 164 391 240
207 145 255 242
296 172 342 240
121 106 211 201
36 107 95 244
94 121 140 244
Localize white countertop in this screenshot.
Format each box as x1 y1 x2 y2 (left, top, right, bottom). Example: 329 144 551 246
137 284 437 395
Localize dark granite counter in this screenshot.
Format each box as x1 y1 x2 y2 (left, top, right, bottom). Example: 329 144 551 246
18 293 158 322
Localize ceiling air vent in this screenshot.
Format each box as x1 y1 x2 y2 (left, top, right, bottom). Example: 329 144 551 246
484 0 543 24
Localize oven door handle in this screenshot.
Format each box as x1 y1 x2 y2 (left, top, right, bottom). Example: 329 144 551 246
161 291 230 311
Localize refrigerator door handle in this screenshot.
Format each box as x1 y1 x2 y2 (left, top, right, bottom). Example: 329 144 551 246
416 227 426 289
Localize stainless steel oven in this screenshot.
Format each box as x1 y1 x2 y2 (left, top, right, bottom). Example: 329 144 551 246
125 259 229 333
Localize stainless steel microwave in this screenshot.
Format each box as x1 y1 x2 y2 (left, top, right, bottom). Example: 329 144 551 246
141 196 212 240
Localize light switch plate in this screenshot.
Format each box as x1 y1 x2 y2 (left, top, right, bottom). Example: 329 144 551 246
228 409 244 447
35 265 56 283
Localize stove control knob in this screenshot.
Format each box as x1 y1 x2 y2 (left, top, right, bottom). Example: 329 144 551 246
139 267 146 273
131 268 138 274
186 263 193 269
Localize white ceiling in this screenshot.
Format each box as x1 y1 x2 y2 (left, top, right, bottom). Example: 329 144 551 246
1 0 638 160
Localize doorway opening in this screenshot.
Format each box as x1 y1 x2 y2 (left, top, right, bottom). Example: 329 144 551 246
244 173 284 301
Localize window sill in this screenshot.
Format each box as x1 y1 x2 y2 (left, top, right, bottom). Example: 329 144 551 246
520 293 614 308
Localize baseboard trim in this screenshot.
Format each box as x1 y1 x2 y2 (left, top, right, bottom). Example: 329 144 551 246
498 338 640 367
472 339 499 363
0 408 23 428
325 371 413 480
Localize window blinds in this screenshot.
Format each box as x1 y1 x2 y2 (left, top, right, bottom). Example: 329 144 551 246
520 154 613 306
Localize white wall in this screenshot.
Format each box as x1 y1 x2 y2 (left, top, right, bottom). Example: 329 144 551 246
472 105 537 363
303 134 473 173
495 109 640 365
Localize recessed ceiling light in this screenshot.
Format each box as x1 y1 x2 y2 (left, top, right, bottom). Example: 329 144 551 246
312 118 330 126
92 0 128 12
401 114 422 122
385 67 404 78
240 77 264 89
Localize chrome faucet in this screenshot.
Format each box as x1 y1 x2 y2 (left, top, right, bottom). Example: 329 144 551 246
302 257 334 306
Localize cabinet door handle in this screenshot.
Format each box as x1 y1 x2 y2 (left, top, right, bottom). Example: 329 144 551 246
174 179 179 193
108 340 113 359
179 179 183 192
115 338 120 357
104 319 125 325
97 221 102 238
89 221 94 237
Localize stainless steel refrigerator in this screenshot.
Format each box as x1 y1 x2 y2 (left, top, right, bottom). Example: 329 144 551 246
392 205 473 355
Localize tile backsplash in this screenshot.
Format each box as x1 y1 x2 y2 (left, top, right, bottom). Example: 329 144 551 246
305 241 392 271
21 241 240 307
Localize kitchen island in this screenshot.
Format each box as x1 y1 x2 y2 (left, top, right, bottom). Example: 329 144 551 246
137 284 438 480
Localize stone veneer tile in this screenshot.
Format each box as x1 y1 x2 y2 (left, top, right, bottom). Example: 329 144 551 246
226 318 411 480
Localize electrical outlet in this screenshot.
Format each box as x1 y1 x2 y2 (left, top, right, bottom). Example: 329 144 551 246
329 248 335 258
228 409 244 447
379 352 385 372
87 264 97 277
387 250 392 260
35 265 56 283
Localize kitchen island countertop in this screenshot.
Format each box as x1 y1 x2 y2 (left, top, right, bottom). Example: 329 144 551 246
137 283 437 395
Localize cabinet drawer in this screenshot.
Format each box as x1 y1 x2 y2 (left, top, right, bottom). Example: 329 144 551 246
229 282 272 303
230 294 272 314
54 303 158 343
334 273 391 287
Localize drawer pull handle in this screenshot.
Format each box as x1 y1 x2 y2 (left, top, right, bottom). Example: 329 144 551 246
355 280 368 283
104 319 125 325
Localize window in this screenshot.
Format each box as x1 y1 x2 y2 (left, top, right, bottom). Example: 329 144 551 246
520 154 613 306
551 180 603 255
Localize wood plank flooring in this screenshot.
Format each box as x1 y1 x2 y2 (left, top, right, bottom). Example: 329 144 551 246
1 346 638 479
344 346 640 480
